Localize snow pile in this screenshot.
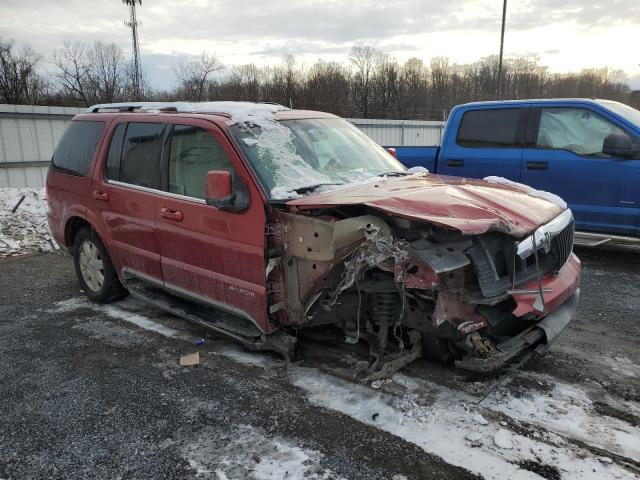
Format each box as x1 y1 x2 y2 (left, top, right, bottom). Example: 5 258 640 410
483 176 568 209
0 187 58 257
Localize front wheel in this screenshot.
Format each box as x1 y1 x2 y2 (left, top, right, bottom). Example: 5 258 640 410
73 227 128 303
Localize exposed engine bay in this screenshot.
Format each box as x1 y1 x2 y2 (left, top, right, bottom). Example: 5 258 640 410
265 203 581 380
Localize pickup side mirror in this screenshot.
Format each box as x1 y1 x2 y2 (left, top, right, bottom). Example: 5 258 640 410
603 132 639 158
205 170 249 212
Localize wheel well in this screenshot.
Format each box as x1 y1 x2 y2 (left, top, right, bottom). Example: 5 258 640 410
65 217 91 247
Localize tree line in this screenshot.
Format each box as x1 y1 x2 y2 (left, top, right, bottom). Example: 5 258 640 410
1 37 638 120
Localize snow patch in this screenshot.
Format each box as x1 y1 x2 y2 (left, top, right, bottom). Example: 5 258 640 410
289 367 639 480
483 176 568 209
0 187 58 257
183 424 345 480
406 166 429 174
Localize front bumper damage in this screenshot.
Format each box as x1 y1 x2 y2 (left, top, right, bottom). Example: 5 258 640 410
455 289 580 372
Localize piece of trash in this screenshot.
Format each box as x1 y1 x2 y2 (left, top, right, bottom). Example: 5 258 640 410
193 338 205 346
493 429 513 450
180 352 200 366
473 413 489 425
252 452 261 464
11 195 26 214
372 412 379 421
598 457 613 464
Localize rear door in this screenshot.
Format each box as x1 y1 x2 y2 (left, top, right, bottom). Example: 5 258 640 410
437 106 526 180
154 119 270 333
98 120 166 281
521 106 640 235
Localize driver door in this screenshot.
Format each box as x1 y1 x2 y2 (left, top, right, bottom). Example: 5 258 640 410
154 119 270 332
521 106 640 235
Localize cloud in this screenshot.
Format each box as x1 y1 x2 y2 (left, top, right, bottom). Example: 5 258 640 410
1 0 639 90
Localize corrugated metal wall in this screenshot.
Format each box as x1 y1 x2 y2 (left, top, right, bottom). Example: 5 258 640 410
0 105 84 188
0 104 445 188
347 118 444 147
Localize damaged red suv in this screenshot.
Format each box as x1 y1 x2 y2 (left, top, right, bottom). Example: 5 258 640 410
46 102 581 379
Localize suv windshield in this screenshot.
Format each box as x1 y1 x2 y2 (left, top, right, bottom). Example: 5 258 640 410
230 118 406 198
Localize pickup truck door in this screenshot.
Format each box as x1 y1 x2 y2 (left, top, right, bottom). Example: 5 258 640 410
153 119 271 333
437 106 526 181
521 106 640 235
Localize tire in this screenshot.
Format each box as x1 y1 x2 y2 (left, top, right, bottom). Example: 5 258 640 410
73 226 128 303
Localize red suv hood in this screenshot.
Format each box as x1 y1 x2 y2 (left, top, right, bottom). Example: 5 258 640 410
287 174 564 237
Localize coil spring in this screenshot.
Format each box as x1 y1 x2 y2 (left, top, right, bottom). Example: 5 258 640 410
371 291 399 327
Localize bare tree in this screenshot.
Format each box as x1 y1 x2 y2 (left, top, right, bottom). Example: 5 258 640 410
52 40 129 106
349 46 381 118
173 52 223 101
0 38 43 104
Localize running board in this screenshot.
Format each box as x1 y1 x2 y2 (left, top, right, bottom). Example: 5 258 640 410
574 231 640 251
122 278 296 359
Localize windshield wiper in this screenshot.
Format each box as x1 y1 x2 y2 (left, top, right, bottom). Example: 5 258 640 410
377 171 409 177
291 182 344 194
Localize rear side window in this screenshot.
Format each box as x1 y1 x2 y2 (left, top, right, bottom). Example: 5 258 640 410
51 121 104 175
457 109 521 148
168 125 235 199
119 123 165 189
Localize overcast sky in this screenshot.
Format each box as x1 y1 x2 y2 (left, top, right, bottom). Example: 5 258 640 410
1 0 639 90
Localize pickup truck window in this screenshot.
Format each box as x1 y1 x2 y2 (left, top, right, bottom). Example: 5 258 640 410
456 109 520 148
168 125 235 200
536 108 623 156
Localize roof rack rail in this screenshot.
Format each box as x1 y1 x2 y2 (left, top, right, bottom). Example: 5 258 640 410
87 102 181 113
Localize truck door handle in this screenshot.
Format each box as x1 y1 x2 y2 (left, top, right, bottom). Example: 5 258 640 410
526 161 549 170
92 190 109 201
160 207 184 222
446 159 465 167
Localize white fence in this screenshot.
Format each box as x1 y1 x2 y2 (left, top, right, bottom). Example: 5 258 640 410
0 104 445 188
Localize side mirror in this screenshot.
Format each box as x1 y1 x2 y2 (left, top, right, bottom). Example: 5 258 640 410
204 170 250 213
603 132 639 158
386 147 397 158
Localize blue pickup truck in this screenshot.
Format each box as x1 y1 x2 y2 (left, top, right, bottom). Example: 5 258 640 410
394 99 640 245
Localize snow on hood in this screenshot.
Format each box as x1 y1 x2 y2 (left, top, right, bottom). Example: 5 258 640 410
287 174 566 237
483 176 567 209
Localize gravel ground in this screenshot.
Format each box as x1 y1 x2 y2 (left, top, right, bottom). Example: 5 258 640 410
0 248 638 480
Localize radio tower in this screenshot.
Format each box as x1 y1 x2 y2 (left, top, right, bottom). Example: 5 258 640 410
123 0 142 99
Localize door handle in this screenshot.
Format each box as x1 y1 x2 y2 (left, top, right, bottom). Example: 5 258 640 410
526 161 549 170
446 159 465 167
160 207 184 222
92 190 109 201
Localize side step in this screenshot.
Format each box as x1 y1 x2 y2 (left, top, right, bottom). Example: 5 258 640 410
574 231 640 251
122 277 296 359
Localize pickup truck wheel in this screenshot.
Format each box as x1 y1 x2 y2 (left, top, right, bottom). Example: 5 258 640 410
73 227 127 303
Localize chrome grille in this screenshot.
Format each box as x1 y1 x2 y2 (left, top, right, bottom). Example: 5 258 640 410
551 218 575 268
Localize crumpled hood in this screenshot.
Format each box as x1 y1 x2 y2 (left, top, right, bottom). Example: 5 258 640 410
287 174 565 237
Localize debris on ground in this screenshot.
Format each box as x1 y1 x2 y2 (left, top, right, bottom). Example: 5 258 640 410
0 187 57 257
180 352 200 366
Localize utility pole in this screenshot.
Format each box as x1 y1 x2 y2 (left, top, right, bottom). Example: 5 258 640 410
497 0 507 99
123 0 142 100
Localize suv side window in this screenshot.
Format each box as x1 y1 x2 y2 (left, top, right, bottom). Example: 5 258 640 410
105 123 127 181
457 109 521 148
536 108 624 156
51 120 104 176
168 125 235 199
119 122 166 189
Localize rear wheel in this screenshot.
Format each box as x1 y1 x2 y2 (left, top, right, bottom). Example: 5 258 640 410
73 227 127 303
